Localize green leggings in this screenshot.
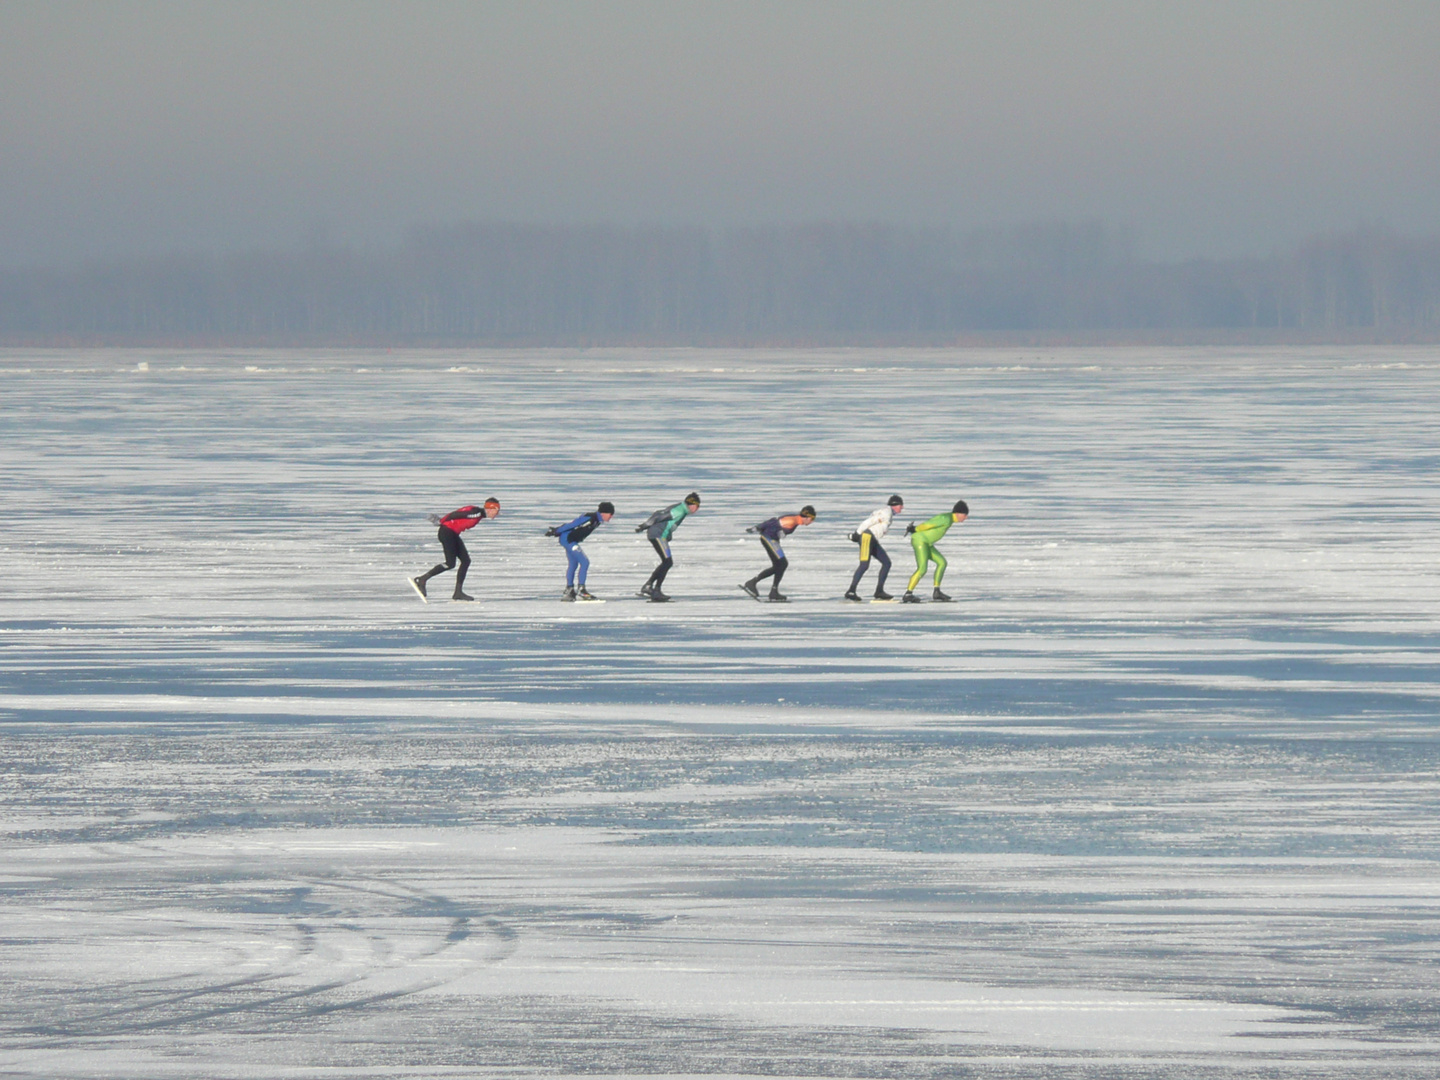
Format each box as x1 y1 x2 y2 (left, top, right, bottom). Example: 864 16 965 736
907 537 947 591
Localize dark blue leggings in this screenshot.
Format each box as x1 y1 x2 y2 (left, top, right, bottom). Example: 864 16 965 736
849 533 890 594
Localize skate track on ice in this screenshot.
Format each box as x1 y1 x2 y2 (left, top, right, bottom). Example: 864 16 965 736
2 347 1439 1077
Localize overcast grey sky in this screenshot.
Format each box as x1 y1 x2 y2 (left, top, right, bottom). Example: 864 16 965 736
2 0 1437 265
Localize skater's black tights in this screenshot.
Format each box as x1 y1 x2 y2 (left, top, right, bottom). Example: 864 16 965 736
754 536 788 588
422 528 470 590
646 538 673 589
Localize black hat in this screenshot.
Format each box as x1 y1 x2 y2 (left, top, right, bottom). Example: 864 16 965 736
685 492 701 505
953 500 969 515
598 501 615 515
799 505 817 518
887 494 904 508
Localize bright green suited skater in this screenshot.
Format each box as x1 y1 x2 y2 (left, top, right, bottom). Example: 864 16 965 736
901 500 969 603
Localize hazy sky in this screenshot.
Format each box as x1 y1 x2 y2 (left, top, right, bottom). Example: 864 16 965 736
2 0 1438 265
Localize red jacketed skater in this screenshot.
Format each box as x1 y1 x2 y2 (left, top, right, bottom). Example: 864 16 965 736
409 499 500 602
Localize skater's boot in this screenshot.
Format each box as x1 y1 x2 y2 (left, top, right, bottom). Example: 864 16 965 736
452 563 473 602
561 586 577 602
639 581 654 598
901 591 921 603
649 589 670 602
768 589 787 602
873 589 894 602
409 575 429 601
740 579 760 599
932 588 952 602
577 587 598 601
843 590 863 602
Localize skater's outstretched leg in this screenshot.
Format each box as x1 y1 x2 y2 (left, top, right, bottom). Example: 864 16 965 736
414 527 468 598
412 562 448 599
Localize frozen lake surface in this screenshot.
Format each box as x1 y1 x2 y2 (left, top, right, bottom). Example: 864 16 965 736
2 346 1439 1077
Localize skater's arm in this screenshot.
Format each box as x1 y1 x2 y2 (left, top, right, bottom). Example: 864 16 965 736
552 513 588 538
777 514 811 534
857 508 891 538
916 513 954 541
560 513 600 542
658 503 689 540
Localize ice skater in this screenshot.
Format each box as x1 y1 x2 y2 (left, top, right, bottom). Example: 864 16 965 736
545 501 615 600
408 498 500 602
902 500 969 603
740 506 817 601
636 492 700 602
845 495 903 602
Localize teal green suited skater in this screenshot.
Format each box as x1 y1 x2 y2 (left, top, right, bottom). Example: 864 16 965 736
637 492 700 601
902 500 968 603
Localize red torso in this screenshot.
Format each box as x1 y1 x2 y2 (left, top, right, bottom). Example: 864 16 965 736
441 506 484 534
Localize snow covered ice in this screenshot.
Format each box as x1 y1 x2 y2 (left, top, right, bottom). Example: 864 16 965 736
2 346 1439 1077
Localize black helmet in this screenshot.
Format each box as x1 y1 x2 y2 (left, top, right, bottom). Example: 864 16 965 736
598 501 615 515
887 494 904 508
953 500 969 516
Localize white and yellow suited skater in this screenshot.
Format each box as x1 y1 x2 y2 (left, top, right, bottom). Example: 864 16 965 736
845 494 904 601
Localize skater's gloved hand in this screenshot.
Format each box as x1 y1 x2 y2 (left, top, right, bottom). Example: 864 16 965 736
904 522 916 535
634 524 646 532
427 514 443 525
745 526 757 534
849 531 861 543
544 528 558 537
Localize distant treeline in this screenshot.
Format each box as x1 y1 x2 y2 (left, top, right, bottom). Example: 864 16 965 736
3 223 1439 343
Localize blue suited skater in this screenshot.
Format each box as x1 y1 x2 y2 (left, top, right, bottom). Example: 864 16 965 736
545 501 615 600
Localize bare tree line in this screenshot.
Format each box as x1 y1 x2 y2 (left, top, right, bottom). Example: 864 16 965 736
3 223 1438 342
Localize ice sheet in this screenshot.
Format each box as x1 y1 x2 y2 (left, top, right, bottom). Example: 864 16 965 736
2 347 1439 1076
